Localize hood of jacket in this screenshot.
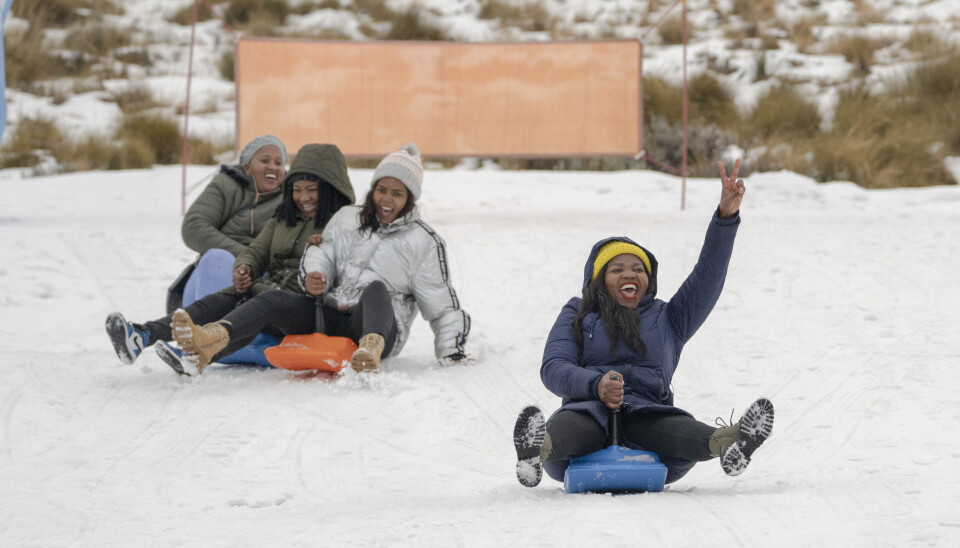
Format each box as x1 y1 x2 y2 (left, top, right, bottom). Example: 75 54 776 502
581 236 659 298
220 163 253 188
282 143 356 204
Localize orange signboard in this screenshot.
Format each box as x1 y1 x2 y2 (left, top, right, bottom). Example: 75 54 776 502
236 39 642 158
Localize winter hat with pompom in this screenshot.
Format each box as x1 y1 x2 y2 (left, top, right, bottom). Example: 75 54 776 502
370 143 423 200
239 134 288 168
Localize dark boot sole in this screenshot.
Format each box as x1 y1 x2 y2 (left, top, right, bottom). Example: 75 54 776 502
721 398 774 476
105 313 139 365
514 405 545 487
155 342 188 376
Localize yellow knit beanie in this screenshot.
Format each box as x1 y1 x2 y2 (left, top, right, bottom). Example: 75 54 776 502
591 241 652 281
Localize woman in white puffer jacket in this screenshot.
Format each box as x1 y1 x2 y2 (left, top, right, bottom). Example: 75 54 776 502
299 144 471 372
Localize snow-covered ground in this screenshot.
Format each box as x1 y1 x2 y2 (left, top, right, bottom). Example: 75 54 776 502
1 164 958 546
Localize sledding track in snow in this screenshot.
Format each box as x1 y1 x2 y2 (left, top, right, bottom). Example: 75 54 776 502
1 167 959 546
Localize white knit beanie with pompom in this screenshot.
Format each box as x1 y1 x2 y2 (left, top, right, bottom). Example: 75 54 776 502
370 143 423 200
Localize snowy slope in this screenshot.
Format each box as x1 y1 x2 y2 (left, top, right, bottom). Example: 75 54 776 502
1 165 959 546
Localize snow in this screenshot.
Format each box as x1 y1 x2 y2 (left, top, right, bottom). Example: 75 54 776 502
2 164 959 546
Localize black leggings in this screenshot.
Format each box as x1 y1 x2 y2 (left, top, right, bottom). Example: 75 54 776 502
142 281 398 362
542 409 716 484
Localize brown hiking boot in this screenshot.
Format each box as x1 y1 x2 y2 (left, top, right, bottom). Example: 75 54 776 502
170 309 230 375
351 333 385 372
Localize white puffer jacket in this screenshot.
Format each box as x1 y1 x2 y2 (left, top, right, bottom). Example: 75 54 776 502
299 205 470 360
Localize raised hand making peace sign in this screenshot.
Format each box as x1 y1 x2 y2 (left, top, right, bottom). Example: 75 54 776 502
717 159 746 219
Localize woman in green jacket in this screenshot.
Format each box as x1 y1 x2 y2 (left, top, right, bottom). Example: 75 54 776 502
174 135 288 311
106 143 356 376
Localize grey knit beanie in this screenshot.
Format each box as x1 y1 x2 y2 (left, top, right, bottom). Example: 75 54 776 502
239 134 288 167
371 143 423 200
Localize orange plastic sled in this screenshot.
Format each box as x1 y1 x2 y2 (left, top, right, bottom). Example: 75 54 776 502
264 298 358 372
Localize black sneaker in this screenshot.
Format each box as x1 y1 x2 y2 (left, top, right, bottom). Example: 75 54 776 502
720 398 775 476
513 405 545 487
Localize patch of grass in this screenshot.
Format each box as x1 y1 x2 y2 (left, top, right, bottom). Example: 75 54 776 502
353 0 394 22
12 0 122 27
111 86 157 113
902 30 955 60
745 84 821 141
62 23 131 57
688 72 738 127
0 117 65 168
906 51 960 100
186 138 217 165
826 34 885 76
641 75 740 176
385 6 445 40
808 129 953 188
3 22 57 90
169 3 215 26
731 0 775 23
754 51 769 81
478 0 553 33
643 76 682 126
63 136 119 171
116 113 182 165
644 74 738 128
790 15 826 54
657 16 685 45
114 47 152 67
292 0 342 15
287 27 354 40
219 50 235 82
224 0 289 29
852 0 884 25
108 138 155 170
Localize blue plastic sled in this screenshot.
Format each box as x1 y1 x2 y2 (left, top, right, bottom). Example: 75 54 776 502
564 445 667 494
563 377 668 494
183 250 278 367
218 332 279 367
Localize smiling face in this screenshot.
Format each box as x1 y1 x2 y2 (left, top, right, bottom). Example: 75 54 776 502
372 176 409 225
603 253 649 308
245 145 286 193
292 179 320 218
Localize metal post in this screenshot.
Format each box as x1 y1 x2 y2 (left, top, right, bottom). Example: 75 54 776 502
681 0 688 210
180 0 200 215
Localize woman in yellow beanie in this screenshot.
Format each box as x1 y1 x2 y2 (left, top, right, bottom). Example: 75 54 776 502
514 160 775 488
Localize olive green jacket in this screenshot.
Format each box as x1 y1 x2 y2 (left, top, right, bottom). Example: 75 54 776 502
181 165 283 257
224 216 320 296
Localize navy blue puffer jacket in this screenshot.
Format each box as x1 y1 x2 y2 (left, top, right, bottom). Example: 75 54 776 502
541 210 740 430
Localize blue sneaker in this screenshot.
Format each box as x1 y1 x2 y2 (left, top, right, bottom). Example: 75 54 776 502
105 312 149 365
155 340 194 376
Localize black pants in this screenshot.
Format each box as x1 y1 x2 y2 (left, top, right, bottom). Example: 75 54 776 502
142 281 398 362
542 409 716 484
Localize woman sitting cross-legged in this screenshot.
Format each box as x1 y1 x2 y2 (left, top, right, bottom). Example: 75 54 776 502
104 143 355 375
299 143 472 372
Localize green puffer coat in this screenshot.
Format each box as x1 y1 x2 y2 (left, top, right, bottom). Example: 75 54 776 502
224 143 356 296
225 217 321 295
181 165 283 257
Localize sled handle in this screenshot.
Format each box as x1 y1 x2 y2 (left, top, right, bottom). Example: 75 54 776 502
315 297 325 333
608 373 623 447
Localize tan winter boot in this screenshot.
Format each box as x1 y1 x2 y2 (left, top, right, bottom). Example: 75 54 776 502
351 333 385 373
170 309 230 375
